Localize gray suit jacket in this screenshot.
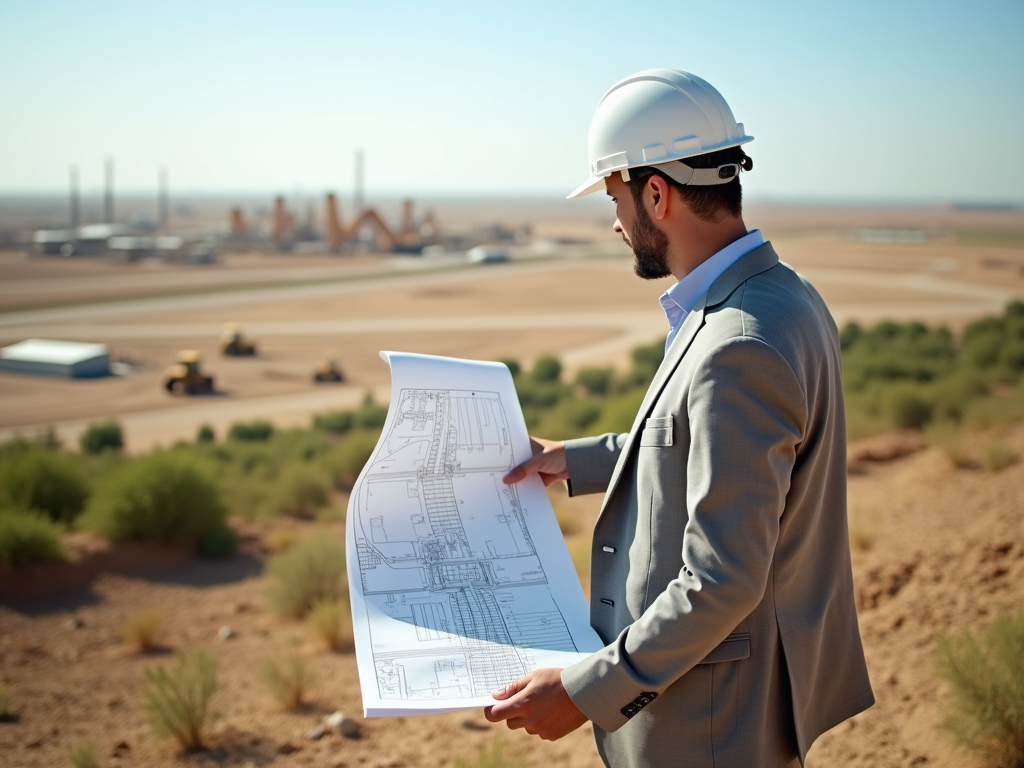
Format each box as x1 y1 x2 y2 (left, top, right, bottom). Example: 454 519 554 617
561 242 874 768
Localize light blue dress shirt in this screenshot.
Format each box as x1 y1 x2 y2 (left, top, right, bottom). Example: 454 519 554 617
659 229 765 353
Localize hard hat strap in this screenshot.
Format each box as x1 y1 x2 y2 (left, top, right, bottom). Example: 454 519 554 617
632 161 743 187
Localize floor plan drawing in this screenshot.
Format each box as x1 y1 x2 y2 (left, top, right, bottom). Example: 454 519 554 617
347 353 603 717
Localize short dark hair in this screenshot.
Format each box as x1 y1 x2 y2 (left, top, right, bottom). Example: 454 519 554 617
629 145 751 223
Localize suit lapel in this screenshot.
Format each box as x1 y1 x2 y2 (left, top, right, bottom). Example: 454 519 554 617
596 241 782 515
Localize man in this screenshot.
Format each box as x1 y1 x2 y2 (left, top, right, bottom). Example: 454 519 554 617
484 69 874 767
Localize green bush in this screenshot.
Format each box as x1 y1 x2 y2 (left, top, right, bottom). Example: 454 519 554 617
269 463 331 518
499 359 521 378
355 398 388 430
266 534 347 618
325 431 378 491
623 339 664 389
530 354 562 383
79 420 123 454
0 509 64 567
934 612 1024 768
228 420 274 442
591 389 646 435
313 410 355 435
142 649 219 751
82 453 225 542
68 742 100 768
196 424 215 444
198 524 239 559
575 366 614 396
882 384 934 430
0 446 89 523
982 438 1017 472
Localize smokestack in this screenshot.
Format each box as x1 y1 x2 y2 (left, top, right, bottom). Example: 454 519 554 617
229 208 246 237
104 157 114 223
69 166 80 229
159 168 169 229
402 199 414 233
272 196 289 245
325 193 343 250
354 149 364 213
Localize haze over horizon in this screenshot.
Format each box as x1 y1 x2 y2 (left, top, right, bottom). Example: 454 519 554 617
1 0 1022 204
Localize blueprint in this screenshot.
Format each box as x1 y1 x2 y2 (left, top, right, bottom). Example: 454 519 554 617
346 352 603 717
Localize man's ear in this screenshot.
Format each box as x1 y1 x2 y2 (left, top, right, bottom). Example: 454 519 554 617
647 175 671 221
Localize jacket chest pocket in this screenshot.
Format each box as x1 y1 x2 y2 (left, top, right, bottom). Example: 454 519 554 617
640 416 674 447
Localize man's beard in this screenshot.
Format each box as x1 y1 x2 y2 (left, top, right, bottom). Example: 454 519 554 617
624 195 672 280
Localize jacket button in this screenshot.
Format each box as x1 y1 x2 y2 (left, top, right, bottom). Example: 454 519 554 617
600 598 614 606
602 546 615 553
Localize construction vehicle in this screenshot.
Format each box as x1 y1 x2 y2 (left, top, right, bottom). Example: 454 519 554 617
313 354 344 383
220 323 257 356
163 350 214 395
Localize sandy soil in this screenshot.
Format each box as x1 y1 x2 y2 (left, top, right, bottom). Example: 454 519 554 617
2 425 1022 767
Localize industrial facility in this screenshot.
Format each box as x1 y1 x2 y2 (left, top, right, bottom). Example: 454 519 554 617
0 339 110 379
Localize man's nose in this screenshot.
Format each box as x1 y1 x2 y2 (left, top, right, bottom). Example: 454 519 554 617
613 219 623 234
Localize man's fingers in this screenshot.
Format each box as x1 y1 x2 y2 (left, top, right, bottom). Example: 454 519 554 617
502 456 541 485
491 675 530 700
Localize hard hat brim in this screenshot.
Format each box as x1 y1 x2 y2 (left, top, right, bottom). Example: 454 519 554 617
566 174 608 200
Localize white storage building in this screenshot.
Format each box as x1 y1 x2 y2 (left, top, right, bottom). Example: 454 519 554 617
0 339 110 378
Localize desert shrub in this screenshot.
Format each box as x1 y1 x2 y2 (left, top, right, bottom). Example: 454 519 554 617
934 612 1024 768
530 354 562 383
516 380 566 409
118 608 164 652
196 424 215 444
926 421 972 468
313 410 355 435
68 742 100 768
454 738 526 768
307 597 354 652
266 534 347 618
622 339 665 389
982 438 1017 472
355 396 388 430
79 420 124 454
264 528 297 554
591 389 646 435
258 645 315 709
881 384 934 430
142 649 219 751
82 453 225 542
198 524 239 559
268 463 331 518
0 682 12 721
228 420 274 442
499 358 521 378
575 366 614 396
0 509 65 567
0 447 89 523
324 431 378 491
842 320 956 391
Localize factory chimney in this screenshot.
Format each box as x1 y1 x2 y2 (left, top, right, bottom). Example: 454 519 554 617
229 208 247 238
402 199 414 233
159 168 169 229
69 166 80 229
354 149 364 213
104 157 114 223
325 193 344 251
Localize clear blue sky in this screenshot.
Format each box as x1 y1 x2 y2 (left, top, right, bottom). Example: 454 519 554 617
1 0 1021 203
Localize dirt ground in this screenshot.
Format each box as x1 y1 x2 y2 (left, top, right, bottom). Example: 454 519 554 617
2 424 1022 767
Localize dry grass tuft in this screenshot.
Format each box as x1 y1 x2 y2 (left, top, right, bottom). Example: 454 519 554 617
264 528 297 554
142 649 219 751
118 608 164 652
934 611 1024 768
982 438 1017 472
0 682 13 722
307 598 354 652
453 738 527 768
926 420 973 469
848 506 881 553
258 644 316 710
68 742 100 768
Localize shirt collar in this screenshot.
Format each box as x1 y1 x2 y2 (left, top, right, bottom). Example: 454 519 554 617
659 229 765 325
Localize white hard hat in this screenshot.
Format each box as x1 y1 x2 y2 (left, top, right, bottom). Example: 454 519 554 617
568 68 753 199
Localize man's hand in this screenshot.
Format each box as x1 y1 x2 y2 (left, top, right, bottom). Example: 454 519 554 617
484 668 588 741
503 437 568 487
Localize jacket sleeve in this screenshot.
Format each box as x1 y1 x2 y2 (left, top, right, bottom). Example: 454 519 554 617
561 336 807 731
563 432 629 496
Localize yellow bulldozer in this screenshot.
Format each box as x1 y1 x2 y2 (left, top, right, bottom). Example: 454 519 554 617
313 354 344 383
220 322 257 356
163 350 215 395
